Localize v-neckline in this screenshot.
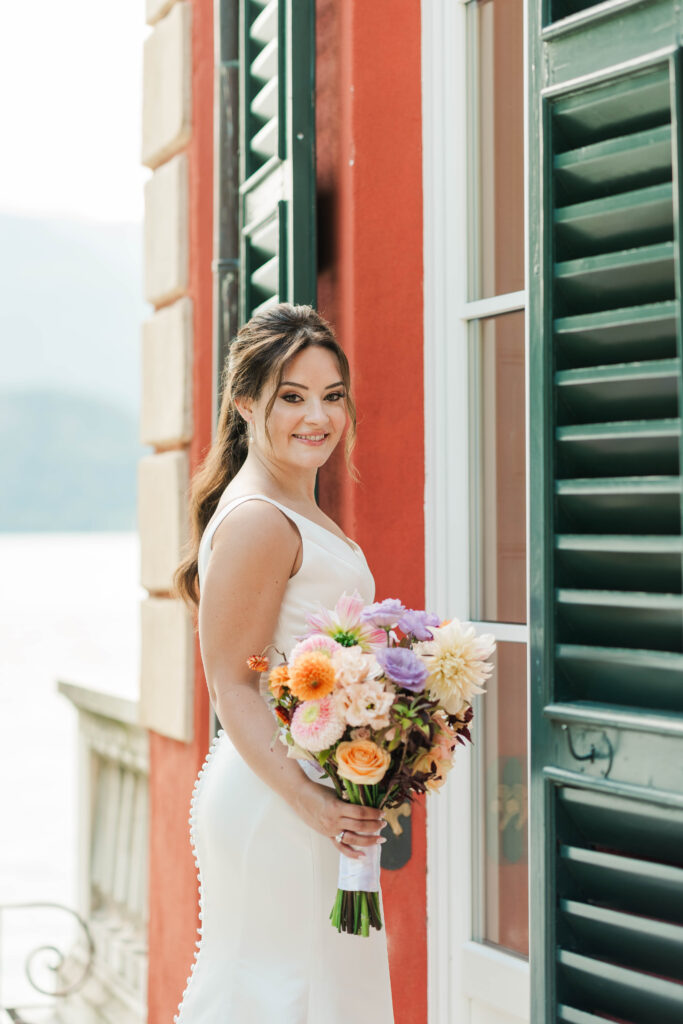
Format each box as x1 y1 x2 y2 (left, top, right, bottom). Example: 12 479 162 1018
212 493 362 558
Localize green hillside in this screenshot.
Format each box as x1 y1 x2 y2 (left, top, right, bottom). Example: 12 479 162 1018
0 389 151 531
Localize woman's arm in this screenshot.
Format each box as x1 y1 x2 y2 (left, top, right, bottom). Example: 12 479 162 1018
198 500 385 857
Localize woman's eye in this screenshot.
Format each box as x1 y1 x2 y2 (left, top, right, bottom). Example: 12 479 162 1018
280 391 346 403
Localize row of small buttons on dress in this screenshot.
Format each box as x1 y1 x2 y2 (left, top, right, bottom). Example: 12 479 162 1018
173 729 227 1023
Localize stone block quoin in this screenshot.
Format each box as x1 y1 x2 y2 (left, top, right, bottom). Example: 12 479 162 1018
139 0 195 742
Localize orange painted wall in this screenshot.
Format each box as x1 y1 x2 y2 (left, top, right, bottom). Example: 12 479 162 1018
146 0 214 1019
316 2 427 1021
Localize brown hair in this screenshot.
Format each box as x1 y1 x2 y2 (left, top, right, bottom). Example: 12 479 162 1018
173 302 358 609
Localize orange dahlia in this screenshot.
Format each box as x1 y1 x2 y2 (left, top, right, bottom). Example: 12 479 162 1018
288 652 336 701
246 654 269 672
269 664 291 699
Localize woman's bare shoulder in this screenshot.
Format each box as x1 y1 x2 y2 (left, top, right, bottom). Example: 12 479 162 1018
209 495 301 561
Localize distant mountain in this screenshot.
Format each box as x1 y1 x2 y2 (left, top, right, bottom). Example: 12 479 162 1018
0 213 151 416
0 389 151 531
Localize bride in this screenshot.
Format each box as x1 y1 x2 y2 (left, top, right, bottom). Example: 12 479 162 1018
172 303 395 1022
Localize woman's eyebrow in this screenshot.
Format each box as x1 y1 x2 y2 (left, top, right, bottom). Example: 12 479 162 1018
280 380 345 389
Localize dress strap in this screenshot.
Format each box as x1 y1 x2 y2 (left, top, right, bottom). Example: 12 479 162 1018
197 493 303 588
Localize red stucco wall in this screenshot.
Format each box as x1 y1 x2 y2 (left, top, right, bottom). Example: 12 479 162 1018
316 2 427 1021
148 0 426 1020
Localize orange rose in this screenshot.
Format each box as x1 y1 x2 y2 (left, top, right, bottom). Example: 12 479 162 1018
335 739 391 785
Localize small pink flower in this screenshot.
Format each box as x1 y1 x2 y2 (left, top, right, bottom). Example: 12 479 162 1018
290 695 346 753
289 634 342 663
350 727 371 740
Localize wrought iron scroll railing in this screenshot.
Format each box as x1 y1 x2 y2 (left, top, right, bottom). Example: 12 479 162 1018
0 901 94 1022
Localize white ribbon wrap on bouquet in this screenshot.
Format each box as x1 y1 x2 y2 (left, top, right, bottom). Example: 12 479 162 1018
296 757 381 890
338 842 381 892
297 757 335 789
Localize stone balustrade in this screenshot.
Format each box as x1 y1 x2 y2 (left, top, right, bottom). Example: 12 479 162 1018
55 682 149 1024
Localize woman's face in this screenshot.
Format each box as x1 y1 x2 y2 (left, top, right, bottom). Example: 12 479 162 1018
248 345 349 471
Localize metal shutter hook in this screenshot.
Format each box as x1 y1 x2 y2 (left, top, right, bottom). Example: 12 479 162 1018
561 724 614 779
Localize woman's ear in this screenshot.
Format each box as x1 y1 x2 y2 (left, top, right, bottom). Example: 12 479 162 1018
234 396 253 424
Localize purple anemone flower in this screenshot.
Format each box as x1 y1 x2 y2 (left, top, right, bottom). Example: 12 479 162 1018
375 646 428 693
398 609 441 642
360 598 407 630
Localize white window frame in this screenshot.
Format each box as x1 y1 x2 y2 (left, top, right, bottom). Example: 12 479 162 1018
422 1 531 1022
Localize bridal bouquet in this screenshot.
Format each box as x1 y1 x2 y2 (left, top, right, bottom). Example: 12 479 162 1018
246 592 495 936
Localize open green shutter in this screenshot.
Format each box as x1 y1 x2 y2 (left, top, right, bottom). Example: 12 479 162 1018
530 19 683 1024
239 0 316 323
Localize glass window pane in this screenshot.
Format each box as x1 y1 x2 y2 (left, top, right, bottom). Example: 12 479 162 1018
478 641 528 957
467 0 525 300
471 311 526 624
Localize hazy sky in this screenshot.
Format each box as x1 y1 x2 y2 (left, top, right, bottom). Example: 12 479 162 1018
0 2 151 224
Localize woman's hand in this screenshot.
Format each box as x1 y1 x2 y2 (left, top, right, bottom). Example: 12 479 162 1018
295 784 387 860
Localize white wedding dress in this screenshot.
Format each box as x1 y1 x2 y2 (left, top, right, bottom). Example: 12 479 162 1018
174 494 395 1024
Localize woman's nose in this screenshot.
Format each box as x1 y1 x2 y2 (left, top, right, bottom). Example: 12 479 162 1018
303 399 328 423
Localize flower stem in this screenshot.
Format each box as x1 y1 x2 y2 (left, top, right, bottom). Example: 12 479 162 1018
360 893 370 937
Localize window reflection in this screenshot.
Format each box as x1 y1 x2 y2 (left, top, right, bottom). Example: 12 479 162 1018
472 311 526 624
479 641 528 957
468 0 525 299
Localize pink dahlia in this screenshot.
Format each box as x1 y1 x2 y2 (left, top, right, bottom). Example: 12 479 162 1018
289 634 342 663
290 695 346 753
303 590 386 652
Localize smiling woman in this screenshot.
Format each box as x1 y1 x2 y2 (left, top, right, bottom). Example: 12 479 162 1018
170 302 395 1024
243 355 349 461
174 303 360 608
281 376 348 447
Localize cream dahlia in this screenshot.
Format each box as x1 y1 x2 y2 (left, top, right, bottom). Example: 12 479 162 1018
414 618 495 714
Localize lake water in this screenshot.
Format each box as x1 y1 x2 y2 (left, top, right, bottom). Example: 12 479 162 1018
0 532 142 1009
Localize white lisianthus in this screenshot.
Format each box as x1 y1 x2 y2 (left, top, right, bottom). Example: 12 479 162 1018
331 645 381 686
413 618 495 714
335 676 396 730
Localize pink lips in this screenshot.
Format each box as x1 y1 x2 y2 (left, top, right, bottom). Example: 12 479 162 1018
292 433 329 446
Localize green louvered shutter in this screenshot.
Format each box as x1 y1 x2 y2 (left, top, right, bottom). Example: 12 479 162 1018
239 0 316 323
530 23 683 1024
